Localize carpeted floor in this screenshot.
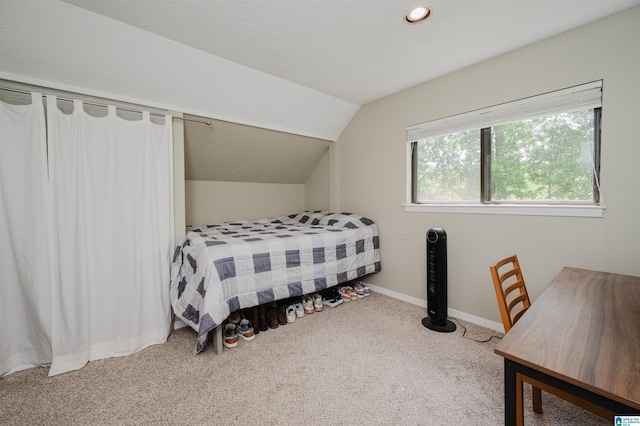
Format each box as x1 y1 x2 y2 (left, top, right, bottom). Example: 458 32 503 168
0 292 609 425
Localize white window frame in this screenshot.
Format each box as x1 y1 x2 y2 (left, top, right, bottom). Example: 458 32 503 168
404 81 605 218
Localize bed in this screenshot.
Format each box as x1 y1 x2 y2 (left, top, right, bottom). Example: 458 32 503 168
170 211 381 353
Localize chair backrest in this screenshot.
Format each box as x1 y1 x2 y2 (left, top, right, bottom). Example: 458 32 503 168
490 255 531 333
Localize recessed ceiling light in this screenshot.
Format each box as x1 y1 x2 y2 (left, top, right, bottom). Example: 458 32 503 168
405 5 432 24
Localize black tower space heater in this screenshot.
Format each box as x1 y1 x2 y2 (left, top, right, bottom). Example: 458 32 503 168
422 228 456 333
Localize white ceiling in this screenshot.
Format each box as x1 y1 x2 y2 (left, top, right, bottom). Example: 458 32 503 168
61 0 639 105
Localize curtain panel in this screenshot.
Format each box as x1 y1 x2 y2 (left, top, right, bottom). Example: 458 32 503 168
46 97 173 376
0 93 52 376
0 92 174 377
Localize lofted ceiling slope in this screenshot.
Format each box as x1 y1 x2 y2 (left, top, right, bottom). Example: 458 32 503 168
61 0 640 105
184 115 330 183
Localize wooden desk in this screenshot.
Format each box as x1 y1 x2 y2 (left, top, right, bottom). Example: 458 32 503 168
494 267 640 425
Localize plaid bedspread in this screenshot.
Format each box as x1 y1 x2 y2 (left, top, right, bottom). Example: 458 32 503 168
170 211 381 352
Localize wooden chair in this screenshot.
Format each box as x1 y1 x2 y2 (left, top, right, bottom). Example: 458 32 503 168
490 255 614 420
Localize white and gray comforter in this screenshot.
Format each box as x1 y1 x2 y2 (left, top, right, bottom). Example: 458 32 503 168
170 211 381 352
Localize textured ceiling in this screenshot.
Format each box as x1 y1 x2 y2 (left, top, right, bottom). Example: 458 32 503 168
62 0 640 105
184 115 329 183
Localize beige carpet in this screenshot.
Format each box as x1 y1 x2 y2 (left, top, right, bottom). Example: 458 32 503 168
0 292 609 425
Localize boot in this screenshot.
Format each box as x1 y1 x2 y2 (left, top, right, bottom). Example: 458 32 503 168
258 304 268 332
266 302 279 329
243 307 260 335
277 304 288 326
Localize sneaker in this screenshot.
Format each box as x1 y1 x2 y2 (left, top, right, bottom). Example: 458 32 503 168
286 305 296 323
302 295 315 314
345 286 358 301
323 289 343 308
312 293 324 312
294 302 305 318
237 319 255 341
223 323 239 348
360 281 371 296
353 283 366 299
338 287 351 302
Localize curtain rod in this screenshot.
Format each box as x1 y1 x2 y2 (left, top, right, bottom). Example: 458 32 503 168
0 84 211 126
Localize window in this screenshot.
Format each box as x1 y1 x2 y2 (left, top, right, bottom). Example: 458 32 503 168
406 82 602 214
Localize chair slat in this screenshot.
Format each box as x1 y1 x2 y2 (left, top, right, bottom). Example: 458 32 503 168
507 293 529 313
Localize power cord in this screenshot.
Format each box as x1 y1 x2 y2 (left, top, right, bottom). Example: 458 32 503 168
449 317 503 343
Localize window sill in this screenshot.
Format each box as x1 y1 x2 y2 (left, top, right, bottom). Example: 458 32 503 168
403 203 605 218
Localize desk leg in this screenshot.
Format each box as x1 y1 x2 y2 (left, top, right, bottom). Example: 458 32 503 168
504 360 524 426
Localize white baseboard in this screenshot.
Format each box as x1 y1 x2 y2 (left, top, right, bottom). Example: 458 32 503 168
365 282 505 334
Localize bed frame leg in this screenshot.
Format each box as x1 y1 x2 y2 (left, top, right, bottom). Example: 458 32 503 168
211 325 223 354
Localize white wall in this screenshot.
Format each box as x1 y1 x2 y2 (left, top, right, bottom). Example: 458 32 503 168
185 180 305 226
336 7 640 325
304 150 330 211
185 161 333 225
0 0 358 141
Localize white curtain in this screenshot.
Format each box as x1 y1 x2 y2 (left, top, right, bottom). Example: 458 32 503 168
46 96 173 376
0 93 52 376
1 92 173 378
